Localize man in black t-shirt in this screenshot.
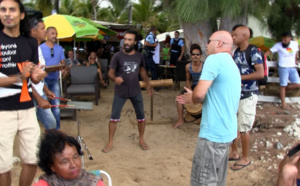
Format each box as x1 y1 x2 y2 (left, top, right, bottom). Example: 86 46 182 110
0 0 46 185
102 30 153 153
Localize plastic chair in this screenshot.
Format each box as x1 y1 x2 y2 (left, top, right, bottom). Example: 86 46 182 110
90 170 112 186
65 66 99 105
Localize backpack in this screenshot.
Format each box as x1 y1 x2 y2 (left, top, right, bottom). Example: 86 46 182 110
235 44 268 85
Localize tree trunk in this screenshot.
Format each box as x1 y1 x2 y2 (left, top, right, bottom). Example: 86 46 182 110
54 0 59 14
93 6 97 20
219 3 248 32
181 20 213 60
219 16 248 32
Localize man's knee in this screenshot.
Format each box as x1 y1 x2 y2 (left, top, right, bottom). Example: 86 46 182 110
278 164 298 185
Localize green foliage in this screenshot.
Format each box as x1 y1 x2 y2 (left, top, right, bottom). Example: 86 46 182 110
172 0 209 22
267 0 300 39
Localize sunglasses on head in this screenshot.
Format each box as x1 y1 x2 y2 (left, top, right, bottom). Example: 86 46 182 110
191 53 201 56
50 48 54 57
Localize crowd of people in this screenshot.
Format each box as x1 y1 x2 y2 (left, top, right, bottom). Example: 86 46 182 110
1 0 300 186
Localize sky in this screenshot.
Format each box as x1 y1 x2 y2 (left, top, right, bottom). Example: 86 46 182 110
99 0 139 8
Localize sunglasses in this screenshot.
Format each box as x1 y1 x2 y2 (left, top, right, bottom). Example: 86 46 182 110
208 39 229 45
191 53 201 56
50 48 54 57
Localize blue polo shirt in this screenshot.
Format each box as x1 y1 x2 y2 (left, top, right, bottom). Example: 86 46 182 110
40 43 65 80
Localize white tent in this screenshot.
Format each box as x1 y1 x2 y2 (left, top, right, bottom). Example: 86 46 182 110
141 29 184 44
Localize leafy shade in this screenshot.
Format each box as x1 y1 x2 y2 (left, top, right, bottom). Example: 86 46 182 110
267 0 300 39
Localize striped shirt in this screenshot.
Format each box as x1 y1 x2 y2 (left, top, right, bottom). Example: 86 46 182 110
0 31 38 110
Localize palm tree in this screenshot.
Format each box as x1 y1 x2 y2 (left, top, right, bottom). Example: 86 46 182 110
90 0 98 20
36 0 53 16
165 0 270 58
97 0 129 23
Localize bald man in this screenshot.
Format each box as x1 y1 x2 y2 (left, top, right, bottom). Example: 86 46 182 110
176 31 241 186
229 26 264 171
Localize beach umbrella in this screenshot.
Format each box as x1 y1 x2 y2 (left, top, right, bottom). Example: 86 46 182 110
79 17 116 36
43 14 99 39
249 36 276 52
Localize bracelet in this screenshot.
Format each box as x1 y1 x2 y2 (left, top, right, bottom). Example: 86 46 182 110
16 73 22 83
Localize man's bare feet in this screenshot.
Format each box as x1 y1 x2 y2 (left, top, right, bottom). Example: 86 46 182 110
139 142 149 150
173 120 185 128
281 104 289 110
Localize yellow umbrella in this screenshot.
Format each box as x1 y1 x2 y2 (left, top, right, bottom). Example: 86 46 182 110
43 14 99 39
249 36 276 52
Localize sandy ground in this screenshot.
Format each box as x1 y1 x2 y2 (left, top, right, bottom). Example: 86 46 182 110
11 82 300 186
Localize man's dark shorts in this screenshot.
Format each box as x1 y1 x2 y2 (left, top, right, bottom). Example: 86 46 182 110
110 92 145 122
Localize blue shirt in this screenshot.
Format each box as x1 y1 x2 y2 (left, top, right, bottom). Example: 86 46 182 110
40 43 65 80
145 32 155 44
199 53 241 143
233 47 262 94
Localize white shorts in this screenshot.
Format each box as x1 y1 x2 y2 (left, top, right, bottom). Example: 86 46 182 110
237 95 258 132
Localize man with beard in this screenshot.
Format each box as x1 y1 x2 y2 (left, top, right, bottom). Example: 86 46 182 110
102 30 153 153
265 32 300 109
0 0 46 185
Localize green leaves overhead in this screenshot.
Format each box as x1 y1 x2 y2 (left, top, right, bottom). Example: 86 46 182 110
173 0 209 22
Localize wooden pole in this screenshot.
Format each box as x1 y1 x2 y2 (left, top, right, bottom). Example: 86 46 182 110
139 79 173 124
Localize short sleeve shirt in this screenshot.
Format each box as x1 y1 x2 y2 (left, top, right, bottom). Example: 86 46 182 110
270 40 299 67
233 46 263 94
109 51 144 97
0 31 39 110
40 43 65 80
199 53 241 143
170 38 184 53
145 32 155 44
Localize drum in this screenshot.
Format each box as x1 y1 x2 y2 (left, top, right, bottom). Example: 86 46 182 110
184 103 202 122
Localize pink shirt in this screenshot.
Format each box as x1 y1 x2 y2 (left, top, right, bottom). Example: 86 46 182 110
32 179 105 186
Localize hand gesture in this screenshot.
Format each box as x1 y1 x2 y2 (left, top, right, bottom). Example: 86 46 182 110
115 77 124 85
31 65 47 83
45 90 55 99
38 98 51 109
176 87 193 104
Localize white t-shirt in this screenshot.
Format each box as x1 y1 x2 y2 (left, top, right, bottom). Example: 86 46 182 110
153 39 160 64
270 40 299 67
32 46 45 96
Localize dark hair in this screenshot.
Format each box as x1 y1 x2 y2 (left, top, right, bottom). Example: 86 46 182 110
190 44 202 55
0 0 30 37
149 25 157 32
281 32 292 37
29 18 43 29
37 130 83 175
46 26 56 32
231 24 245 31
232 24 252 37
249 28 253 38
124 30 138 50
175 30 180 34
